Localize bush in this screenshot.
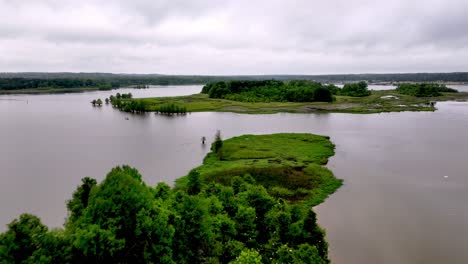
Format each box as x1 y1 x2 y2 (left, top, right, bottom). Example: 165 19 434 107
339 81 371 97
396 83 458 97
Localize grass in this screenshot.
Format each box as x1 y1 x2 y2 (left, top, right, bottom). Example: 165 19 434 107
136 93 307 113
175 133 343 207
131 90 468 114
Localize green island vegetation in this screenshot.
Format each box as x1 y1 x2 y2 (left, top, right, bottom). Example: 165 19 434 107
201 80 338 102
396 83 458 97
1 72 468 94
0 133 341 263
106 92 146 113
335 81 371 97
108 92 186 115
124 81 468 114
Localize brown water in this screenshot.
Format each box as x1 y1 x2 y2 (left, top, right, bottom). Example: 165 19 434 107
1 85 468 263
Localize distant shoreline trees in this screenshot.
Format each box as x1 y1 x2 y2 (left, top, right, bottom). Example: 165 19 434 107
2 72 468 93
0 78 120 91
337 81 371 97
396 83 458 97
134 84 149 89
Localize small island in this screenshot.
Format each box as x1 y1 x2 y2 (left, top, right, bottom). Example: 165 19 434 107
176 133 342 207
118 80 468 114
0 133 341 263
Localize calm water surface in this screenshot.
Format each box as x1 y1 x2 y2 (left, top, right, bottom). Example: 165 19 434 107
1 85 468 264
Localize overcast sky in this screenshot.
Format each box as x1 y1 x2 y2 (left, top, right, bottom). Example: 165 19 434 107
0 0 467 74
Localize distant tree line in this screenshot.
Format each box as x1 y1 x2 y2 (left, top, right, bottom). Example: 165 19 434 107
0 165 330 263
396 83 458 97
2 72 468 91
0 78 119 91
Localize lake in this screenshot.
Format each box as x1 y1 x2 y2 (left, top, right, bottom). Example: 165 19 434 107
1 85 468 264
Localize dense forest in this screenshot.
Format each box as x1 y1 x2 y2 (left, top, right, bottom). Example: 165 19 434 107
201 80 337 102
0 78 119 91
0 167 329 263
1 72 467 92
396 83 458 97
201 80 372 102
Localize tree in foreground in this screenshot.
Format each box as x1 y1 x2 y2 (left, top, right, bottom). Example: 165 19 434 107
187 169 202 195
0 164 330 263
231 249 262 264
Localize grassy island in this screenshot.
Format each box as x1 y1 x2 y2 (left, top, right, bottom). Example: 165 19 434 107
177 133 341 207
0 133 341 263
113 80 468 114
126 89 468 114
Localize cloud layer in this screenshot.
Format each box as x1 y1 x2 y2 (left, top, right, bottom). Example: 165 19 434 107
1 0 467 74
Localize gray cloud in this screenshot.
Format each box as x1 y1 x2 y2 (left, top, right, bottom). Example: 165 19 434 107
0 0 467 74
